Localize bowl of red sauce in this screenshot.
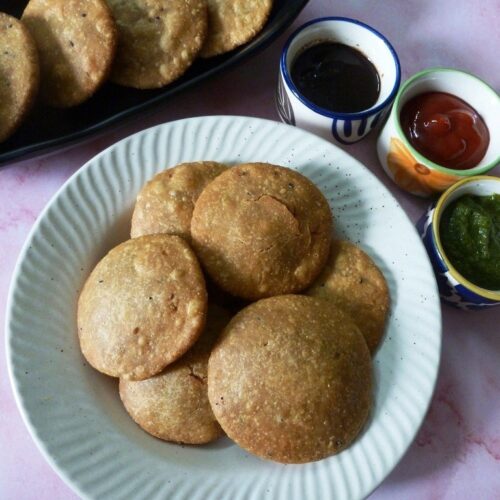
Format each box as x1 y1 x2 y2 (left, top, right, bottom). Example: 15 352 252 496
377 68 499 197
416 176 500 309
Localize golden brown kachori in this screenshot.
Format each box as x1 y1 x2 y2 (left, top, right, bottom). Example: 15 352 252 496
131 161 227 241
119 304 230 444
22 0 117 107
77 234 207 381
0 12 39 142
306 240 390 354
108 0 207 89
201 0 273 57
191 163 333 300
208 295 372 463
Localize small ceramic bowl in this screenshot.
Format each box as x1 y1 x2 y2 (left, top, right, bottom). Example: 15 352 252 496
378 68 500 197
276 17 400 145
416 175 500 309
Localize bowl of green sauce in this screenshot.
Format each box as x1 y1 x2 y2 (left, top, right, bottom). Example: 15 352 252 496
417 175 500 309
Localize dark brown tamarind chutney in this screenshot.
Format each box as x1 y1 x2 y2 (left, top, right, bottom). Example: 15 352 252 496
290 42 380 113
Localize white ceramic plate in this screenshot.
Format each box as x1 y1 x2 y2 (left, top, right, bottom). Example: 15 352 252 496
6 116 441 500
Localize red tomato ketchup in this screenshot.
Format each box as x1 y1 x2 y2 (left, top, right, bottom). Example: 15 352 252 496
400 92 489 170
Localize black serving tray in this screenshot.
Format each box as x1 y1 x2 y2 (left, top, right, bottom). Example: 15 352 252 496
0 0 309 166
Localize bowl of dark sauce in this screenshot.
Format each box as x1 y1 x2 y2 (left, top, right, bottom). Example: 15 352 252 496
377 68 500 197
276 17 401 144
416 175 500 309
291 41 380 113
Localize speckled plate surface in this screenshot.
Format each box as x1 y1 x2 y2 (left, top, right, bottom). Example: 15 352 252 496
6 116 441 500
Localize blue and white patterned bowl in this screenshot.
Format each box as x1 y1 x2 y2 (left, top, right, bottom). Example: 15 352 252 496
416 176 500 310
277 17 400 145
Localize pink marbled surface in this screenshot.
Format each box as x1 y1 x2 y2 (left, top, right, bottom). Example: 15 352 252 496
1 0 499 498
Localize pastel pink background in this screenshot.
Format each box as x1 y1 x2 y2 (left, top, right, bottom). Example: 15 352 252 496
1 1 499 498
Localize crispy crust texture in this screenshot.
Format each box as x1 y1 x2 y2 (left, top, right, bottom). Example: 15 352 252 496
22 0 117 107
208 295 372 463
200 0 273 57
108 0 207 89
191 163 333 300
131 161 228 241
77 234 207 380
0 13 39 142
119 304 229 444
306 240 390 354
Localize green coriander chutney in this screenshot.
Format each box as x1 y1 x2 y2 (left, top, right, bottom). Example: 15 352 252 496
440 193 500 290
